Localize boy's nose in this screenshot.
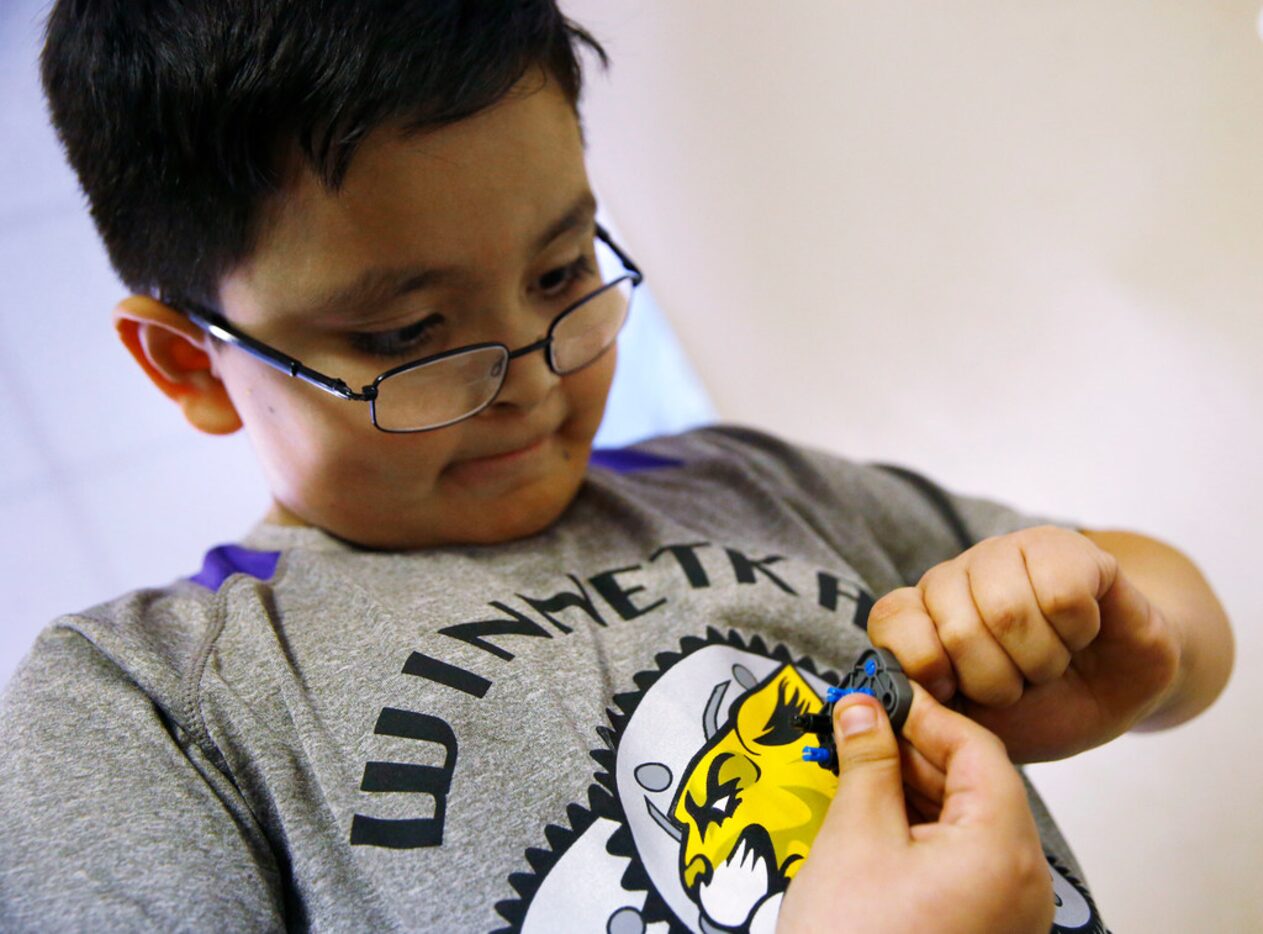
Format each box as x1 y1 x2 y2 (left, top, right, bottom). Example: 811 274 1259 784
490 345 556 412
486 318 559 413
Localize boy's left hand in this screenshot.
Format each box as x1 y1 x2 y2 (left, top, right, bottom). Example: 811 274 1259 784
867 525 1182 762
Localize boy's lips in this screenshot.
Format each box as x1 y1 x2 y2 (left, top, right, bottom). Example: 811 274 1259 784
445 433 555 482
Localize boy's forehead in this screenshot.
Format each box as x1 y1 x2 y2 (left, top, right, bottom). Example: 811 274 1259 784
222 77 591 324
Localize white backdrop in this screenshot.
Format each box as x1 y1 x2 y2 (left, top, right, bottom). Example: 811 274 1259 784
564 2 1263 930
1 1 1260 930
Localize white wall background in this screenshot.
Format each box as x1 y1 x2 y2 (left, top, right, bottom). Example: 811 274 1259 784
1 1 1259 930
564 2 1263 931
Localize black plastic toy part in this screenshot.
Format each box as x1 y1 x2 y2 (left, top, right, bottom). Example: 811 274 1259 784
794 647 914 773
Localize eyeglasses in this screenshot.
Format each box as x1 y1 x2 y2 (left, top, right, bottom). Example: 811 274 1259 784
182 225 642 432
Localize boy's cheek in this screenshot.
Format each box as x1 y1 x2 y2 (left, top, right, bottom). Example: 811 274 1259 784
212 338 614 547
564 344 618 439
225 368 440 493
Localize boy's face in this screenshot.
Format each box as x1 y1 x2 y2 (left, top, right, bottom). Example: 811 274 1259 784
211 77 614 549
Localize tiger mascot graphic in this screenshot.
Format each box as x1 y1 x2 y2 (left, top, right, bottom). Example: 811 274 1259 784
496 630 1104 934
670 664 835 930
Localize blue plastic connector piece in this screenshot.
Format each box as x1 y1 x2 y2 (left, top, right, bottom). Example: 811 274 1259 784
798 648 914 775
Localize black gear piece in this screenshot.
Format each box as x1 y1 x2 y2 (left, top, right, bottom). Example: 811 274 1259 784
794 647 913 773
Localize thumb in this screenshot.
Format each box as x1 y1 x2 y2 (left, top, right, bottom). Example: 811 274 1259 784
815 693 910 850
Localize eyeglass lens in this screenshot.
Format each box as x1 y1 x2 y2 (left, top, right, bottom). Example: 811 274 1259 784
370 275 633 432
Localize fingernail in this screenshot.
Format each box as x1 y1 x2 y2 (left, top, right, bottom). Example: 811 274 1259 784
838 703 877 737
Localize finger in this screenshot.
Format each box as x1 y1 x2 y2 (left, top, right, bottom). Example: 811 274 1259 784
898 682 966 773
1097 565 1165 647
1021 529 1106 652
815 693 910 851
903 785 943 825
868 586 957 701
899 738 946 806
966 540 1072 685
1091 568 1181 711
898 685 1030 830
921 561 1024 707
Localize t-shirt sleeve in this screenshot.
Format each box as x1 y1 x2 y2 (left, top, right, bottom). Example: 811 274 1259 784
0 626 285 931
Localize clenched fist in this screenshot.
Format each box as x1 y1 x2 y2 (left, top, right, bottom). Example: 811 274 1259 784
868 525 1182 762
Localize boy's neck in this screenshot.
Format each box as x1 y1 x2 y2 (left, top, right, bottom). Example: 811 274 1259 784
266 499 310 528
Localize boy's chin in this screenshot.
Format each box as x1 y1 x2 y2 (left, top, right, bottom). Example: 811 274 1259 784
273 484 581 552
443 506 569 548
442 479 586 548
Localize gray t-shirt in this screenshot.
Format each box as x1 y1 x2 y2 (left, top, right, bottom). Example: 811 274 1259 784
0 427 1105 933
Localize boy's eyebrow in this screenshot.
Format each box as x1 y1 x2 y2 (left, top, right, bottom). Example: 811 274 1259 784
297 191 599 325
532 191 598 255
302 267 454 325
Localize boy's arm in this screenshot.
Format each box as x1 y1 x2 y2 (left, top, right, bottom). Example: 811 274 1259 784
1081 529 1233 731
0 628 284 929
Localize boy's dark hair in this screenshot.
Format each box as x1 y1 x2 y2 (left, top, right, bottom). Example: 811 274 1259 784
41 1 606 309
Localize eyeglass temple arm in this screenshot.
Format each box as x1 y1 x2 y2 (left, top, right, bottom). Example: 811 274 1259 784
182 307 375 402
595 223 644 283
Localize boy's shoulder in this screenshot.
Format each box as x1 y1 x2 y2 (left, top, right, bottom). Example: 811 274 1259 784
603 424 1060 586
0 554 293 931
595 424 955 536
1 540 291 745
594 423 867 492
605 423 922 502
4 573 228 726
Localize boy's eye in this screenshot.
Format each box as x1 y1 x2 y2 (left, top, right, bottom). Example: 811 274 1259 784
349 313 444 358
345 254 596 360
536 255 598 299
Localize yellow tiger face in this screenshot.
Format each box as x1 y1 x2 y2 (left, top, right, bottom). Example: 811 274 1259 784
670 664 838 931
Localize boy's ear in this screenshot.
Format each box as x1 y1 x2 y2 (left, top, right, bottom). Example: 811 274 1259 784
113 295 243 435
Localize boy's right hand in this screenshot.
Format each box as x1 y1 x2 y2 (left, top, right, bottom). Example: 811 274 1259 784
777 685 1053 934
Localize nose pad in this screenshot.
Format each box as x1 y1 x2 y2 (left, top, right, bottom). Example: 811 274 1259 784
488 338 557 412
478 294 559 413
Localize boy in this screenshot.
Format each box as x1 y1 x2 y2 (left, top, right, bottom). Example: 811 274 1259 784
1 1 1231 931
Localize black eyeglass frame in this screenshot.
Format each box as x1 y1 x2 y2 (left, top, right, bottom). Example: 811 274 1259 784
181 224 643 433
